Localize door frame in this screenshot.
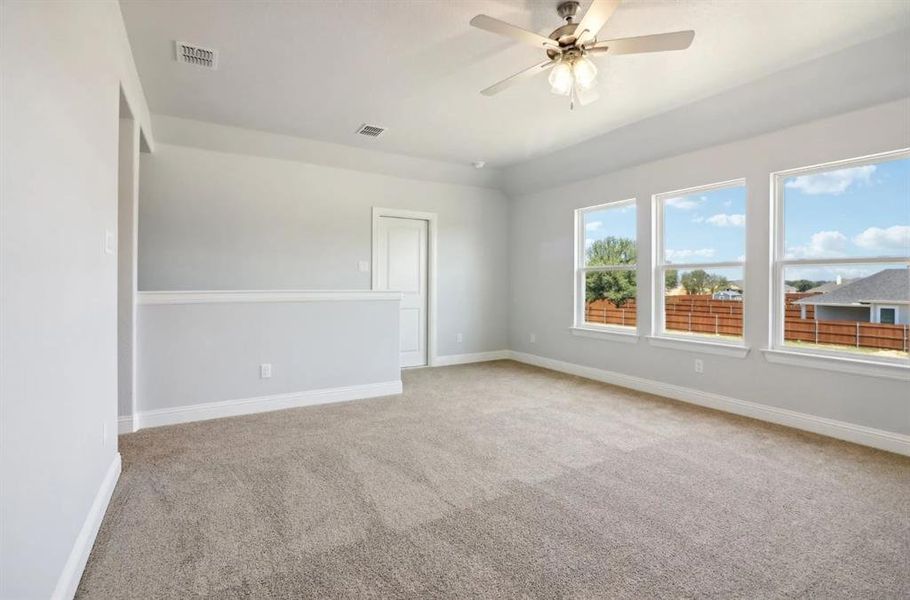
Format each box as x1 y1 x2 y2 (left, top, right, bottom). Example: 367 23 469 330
371 207 437 367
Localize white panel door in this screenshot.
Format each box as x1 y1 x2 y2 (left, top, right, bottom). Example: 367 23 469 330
376 216 428 367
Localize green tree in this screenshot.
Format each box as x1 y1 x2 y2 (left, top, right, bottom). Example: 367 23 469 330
586 237 636 265
665 269 679 291
680 270 730 295
681 269 709 294
585 237 637 307
707 274 730 293
785 279 825 292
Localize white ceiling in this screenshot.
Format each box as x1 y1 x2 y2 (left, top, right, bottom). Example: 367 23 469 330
120 0 910 168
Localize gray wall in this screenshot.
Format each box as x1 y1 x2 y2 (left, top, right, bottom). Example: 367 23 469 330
137 298 400 413
138 138 511 357
0 1 153 597
508 99 910 436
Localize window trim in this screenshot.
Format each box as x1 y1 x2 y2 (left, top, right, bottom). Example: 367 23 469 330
651 178 749 347
574 198 638 336
768 148 910 369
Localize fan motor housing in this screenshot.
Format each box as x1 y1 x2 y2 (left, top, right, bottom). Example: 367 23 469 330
548 2 584 58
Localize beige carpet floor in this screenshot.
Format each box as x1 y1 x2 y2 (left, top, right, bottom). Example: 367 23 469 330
77 360 910 599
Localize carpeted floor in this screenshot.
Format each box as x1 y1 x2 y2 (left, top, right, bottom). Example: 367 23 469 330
77 360 910 599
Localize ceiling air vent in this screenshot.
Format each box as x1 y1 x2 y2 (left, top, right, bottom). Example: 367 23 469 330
355 124 385 138
175 41 218 69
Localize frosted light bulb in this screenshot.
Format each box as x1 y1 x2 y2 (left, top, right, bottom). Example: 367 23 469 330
548 61 574 96
573 57 598 90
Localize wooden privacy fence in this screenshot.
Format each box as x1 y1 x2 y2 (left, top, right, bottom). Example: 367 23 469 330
584 294 909 351
584 301 638 327
785 319 909 351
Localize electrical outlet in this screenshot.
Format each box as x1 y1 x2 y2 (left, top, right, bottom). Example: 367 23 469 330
260 363 272 379
358 260 370 273
456 333 463 343
694 359 704 374
529 333 536 344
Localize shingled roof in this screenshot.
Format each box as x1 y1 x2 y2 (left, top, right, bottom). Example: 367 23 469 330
795 268 910 306
804 278 856 294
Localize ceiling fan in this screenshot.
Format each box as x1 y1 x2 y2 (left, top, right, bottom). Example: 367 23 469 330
470 0 695 109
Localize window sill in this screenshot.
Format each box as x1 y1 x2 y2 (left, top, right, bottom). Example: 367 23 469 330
646 336 751 358
762 348 910 381
570 326 639 344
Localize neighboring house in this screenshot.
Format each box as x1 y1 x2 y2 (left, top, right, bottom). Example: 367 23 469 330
713 290 743 301
794 269 910 324
804 276 856 294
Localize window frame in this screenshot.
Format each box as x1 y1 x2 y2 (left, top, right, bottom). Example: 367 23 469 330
769 148 910 367
876 306 898 325
651 178 748 349
573 198 639 339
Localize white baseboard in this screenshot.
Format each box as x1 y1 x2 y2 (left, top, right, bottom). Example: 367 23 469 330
117 415 135 435
507 351 910 457
51 452 121 600
434 350 511 366
131 380 402 431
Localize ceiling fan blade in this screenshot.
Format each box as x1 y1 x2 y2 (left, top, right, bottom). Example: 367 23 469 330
588 30 695 55
480 60 554 96
470 14 560 50
574 0 621 45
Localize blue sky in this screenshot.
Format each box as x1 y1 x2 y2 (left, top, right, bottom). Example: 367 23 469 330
663 184 746 264
583 202 636 265
784 157 910 260
584 157 910 281
784 156 909 280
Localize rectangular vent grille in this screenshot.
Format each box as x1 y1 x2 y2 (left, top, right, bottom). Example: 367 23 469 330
175 41 218 69
356 124 385 138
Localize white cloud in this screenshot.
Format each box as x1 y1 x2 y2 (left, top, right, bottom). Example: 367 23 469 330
705 213 745 227
585 220 603 232
787 265 888 282
665 196 704 210
784 165 876 195
785 230 848 259
853 225 910 254
666 248 716 262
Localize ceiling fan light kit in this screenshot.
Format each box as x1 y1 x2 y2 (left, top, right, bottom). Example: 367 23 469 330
470 0 694 110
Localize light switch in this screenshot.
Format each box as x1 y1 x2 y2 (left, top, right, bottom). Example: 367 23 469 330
358 261 370 273
104 230 115 255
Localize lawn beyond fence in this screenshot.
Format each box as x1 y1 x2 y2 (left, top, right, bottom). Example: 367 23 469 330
584 294 909 352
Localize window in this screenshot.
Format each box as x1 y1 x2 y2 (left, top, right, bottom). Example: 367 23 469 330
772 149 909 363
653 180 747 345
574 200 637 334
